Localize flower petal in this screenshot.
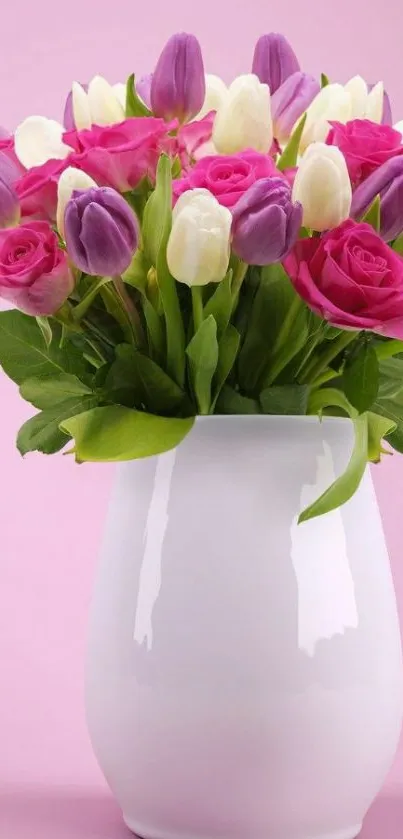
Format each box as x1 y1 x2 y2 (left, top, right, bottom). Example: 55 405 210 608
14 116 72 168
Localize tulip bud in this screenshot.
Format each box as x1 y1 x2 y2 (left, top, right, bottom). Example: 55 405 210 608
344 76 368 120
151 32 205 123
365 81 384 123
379 88 393 125
136 74 153 109
300 84 352 150
232 177 302 265
271 72 320 142
14 116 72 169
351 156 403 242
213 74 273 155
56 166 98 238
112 83 126 110
252 33 300 94
68 77 125 131
64 186 139 276
292 143 352 232
394 120 403 142
196 74 228 119
64 83 88 130
167 188 231 286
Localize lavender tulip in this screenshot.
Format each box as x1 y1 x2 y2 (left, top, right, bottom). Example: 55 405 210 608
0 153 20 228
252 33 300 94
137 74 153 109
151 33 205 122
231 177 302 265
271 72 320 141
351 156 403 242
64 187 139 276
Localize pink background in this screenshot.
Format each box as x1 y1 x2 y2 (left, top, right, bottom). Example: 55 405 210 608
1 1 403 835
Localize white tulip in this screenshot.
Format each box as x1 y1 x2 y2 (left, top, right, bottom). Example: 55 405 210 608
365 81 384 122
113 82 127 110
292 143 352 232
71 76 125 131
197 74 228 119
344 76 384 123
14 116 72 168
56 167 98 237
167 189 232 286
213 74 273 154
301 84 352 150
72 82 92 130
394 120 403 142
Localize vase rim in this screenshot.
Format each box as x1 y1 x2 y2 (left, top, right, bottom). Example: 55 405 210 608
195 414 351 425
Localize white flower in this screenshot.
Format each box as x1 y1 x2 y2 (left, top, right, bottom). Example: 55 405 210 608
394 120 403 143
197 74 228 119
167 189 232 286
213 74 273 154
56 167 98 237
72 76 125 130
301 84 352 150
344 76 384 122
292 143 352 232
14 116 72 169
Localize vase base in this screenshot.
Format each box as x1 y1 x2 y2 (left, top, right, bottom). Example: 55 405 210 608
123 817 362 839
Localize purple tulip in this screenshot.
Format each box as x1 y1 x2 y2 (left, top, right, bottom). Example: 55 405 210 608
136 74 153 109
231 177 303 265
351 156 403 242
252 34 300 94
63 83 89 130
0 153 20 228
272 72 320 140
64 187 139 276
151 32 205 122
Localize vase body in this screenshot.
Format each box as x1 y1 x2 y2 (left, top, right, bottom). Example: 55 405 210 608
86 416 403 839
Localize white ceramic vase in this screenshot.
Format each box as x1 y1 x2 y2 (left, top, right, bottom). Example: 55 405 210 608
86 416 403 839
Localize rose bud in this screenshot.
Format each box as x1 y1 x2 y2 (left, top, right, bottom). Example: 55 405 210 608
292 143 352 232
351 156 403 242
231 177 302 264
213 74 273 155
271 72 320 143
167 188 231 286
0 221 74 315
252 33 299 94
151 32 205 123
64 186 139 276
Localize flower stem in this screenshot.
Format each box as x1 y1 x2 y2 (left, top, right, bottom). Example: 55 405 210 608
113 275 145 347
300 330 359 384
191 286 204 333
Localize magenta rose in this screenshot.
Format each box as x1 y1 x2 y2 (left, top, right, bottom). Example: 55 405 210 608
15 158 70 221
0 221 74 316
176 113 215 171
64 117 175 192
283 220 403 339
326 120 403 186
172 150 279 208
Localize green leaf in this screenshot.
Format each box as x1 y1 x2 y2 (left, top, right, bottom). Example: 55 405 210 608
142 154 172 266
122 249 150 294
36 317 52 348
73 276 112 321
277 113 307 172
308 386 357 418
61 406 194 462
367 412 396 462
143 298 165 365
321 72 330 88
0 310 87 386
20 373 92 409
361 195 381 232
125 73 152 118
343 342 379 412
203 272 233 338
392 233 403 255
215 385 260 415
17 395 97 455
212 325 240 409
375 339 403 360
106 344 185 413
299 413 368 523
186 315 219 414
259 384 310 415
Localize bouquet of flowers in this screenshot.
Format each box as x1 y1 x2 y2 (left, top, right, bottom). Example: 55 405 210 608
1 30 403 522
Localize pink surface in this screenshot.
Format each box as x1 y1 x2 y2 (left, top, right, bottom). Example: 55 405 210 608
1 0 403 836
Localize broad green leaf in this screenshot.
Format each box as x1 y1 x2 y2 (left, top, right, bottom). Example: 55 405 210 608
260 384 310 415
61 406 194 462
186 315 219 414
308 387 357 417
204 272 233 338
17 395 97 456
0 310 87 385
215 385 260 415
106 344 185 413
143 298 165 366
212 324 240 409
321 72 330 88
20 374 92 409
36 317 52 348
367 412 396 462
142 154 172 266
375 339 403 360
386 426 403 453
343 342 379 412
125 73 152 118
277 113 307 172
299 413 368 523
361 195 381 232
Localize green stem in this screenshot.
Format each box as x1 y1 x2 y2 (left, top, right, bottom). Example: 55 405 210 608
300 330 359 384
85 337 106 366
113 275 145 347
231 261 248 306
191 286 204 333
261 295 303 387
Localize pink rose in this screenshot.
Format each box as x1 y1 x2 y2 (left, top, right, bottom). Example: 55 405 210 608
0 221 74 316
283 220 403 339
172 150 279 208
15 158 69 220
64 117 174 192
326 120 403 186
176 113 215 170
